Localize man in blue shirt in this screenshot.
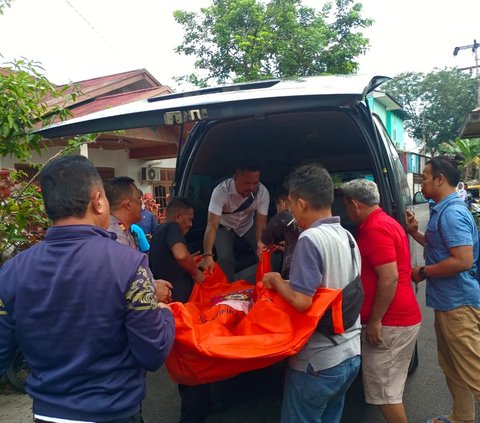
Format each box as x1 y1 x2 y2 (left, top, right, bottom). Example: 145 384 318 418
406 156 479 423
0 155 175 423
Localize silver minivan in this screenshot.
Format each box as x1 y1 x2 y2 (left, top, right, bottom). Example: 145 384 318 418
38 74 420 373
39 75 412 253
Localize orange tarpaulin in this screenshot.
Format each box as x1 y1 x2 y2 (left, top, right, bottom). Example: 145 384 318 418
165 252 344 385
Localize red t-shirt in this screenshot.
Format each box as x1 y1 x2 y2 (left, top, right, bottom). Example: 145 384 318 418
357 208 421 326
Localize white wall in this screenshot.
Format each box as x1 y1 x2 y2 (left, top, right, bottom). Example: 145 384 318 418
1 146 66 169
1 146 176 196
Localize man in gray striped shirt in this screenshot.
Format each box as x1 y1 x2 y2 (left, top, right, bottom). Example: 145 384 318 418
262 163 361 423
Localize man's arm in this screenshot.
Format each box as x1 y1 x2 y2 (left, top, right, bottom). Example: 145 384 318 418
125 263 175 371
0 265 17 375
412 245 474 282
255 212 268 243
365 262 398 346
171 243 205 283
262 272 313 312
198 212 221 273
0 300 16 376
405 209 425 246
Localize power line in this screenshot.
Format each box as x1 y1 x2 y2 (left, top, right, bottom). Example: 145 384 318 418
64 0 119 55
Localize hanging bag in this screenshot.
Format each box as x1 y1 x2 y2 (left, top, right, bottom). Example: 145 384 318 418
165 251 343 385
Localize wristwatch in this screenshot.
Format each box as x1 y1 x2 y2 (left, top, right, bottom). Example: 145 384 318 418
419 266 429 280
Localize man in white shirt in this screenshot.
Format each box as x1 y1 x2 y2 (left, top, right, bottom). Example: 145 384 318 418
198 158 270 281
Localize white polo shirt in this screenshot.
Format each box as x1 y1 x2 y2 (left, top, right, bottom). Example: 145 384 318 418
208 178 270 237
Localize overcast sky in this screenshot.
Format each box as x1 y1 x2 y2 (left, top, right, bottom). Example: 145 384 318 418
1 0 479 90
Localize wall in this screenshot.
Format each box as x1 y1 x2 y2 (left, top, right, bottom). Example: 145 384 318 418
388 111 405 150
368 97 405 150
0 146 175 197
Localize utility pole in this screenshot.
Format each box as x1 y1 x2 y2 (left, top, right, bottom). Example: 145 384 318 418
453 39 480 104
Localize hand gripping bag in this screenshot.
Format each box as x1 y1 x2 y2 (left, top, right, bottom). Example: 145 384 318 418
165 251 343 385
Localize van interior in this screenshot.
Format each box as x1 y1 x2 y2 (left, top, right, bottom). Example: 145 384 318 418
181 110 378 275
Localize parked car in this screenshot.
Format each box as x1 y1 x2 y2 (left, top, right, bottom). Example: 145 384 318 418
37 74 420 371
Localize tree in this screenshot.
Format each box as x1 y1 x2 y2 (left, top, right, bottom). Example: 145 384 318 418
174 0 372 87
0 59 97 264
439 139 480 180
0 0 12 15
384 69 478 155
0 59 80 160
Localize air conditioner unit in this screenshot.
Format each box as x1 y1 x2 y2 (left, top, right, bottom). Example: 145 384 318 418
140 167 161 182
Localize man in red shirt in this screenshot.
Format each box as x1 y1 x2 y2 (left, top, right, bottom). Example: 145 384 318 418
343 179 421 423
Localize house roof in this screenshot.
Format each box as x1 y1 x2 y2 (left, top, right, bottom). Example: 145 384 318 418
2 65 180 160
371 90 403 111
46 68 167 109
52 70 179 160
459 106 480 139
68 86 172 118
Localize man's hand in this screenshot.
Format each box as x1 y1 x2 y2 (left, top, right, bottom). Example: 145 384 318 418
365 319 383 346
155 279 173 303
405 209 419 235
257 240 268 261
195 268 206 284
198 255 215 274
262 272 282 289
411 266 424 283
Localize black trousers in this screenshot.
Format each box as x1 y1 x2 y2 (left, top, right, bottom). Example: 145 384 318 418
177 383 211 423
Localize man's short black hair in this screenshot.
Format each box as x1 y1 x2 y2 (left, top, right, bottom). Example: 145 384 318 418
286 163 333 209
39 155 103 221
236 158 261 173
274 185 289 203
104 176 136 210
166 197 194 219
427 155 461 187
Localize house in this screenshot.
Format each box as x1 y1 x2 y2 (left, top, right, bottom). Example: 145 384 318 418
367 90 406 150
1 68 181 207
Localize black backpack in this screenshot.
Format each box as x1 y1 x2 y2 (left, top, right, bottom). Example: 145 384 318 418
316 231 364 341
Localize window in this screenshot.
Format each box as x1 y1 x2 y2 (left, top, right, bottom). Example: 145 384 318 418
97 167 115 182
153 168 174 207
154 184 171 208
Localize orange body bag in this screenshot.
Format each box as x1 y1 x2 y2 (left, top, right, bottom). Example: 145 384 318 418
165 252 344 385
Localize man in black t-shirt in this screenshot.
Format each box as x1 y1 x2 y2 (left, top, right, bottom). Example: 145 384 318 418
149 197 205 303
149 197 210 423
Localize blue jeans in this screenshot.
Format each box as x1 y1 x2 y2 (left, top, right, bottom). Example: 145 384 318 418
281 355 361 423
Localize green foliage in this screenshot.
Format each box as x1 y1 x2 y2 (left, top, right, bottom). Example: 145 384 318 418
0 138 97 265
174 0 372 86
0 59 99 263
439 138 480 180
384 69 478 154
0 59 82 160
0 0 13 15
0 168 50 264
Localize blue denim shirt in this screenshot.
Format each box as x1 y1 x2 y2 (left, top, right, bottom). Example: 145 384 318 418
425 193 480 310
